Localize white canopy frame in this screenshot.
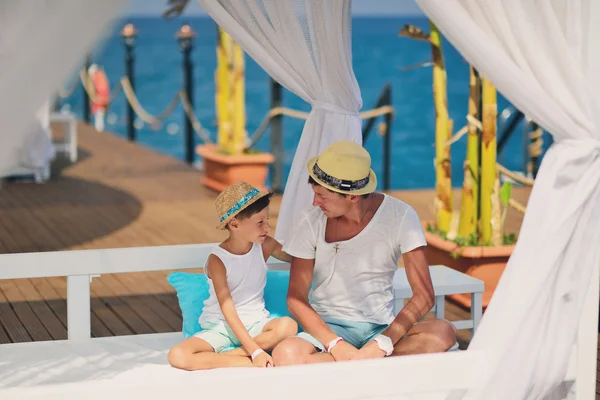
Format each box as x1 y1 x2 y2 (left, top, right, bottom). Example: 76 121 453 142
0 1 598 399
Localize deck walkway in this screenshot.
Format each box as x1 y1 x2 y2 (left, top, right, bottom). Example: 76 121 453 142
0 122 594 395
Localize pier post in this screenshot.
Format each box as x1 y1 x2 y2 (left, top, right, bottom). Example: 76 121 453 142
383 85 392 191
270 78 283 193
82 54 92 123
177 24 196 164
121 23 137 142
528 121 543 179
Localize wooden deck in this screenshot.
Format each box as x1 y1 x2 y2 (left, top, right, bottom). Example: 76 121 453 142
0 122 594 395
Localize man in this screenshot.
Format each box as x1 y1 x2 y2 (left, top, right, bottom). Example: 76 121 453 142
272 140 456 365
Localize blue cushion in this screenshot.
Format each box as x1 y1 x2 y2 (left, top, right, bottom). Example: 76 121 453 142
167 271 211 338
167 269 292 339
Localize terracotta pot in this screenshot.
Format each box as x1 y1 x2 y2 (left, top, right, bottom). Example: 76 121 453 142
196 144 275 192
422 221 514 310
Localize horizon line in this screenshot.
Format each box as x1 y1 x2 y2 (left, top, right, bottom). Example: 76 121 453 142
123 13 427 18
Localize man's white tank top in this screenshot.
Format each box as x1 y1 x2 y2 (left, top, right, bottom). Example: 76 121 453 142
199 243 270 327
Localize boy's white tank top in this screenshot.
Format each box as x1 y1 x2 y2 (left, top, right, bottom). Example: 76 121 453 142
199 243 270 327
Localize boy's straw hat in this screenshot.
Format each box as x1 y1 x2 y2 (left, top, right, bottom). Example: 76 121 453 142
307 140 377 195
215 181 270 229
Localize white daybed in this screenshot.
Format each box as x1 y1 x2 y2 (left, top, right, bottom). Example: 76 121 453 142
0 244 583 400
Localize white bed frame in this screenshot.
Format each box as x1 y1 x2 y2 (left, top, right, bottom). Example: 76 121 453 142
0 244 596 399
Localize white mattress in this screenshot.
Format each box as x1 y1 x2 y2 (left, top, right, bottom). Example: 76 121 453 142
0 333 479 400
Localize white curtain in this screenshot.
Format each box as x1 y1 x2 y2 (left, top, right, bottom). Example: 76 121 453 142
0 0 127 178
415 1 600 399
196 0 363 243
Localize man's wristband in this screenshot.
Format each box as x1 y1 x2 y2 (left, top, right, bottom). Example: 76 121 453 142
326 336 344 353
373 334 394 356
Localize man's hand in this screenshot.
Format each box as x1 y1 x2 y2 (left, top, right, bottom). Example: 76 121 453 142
352 341 386 361
329 341 359 362
252 351 273 368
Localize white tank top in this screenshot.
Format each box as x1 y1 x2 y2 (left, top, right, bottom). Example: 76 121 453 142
199 243 270 327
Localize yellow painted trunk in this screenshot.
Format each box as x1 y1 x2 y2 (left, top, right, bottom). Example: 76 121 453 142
216 28 231 153
490 175 503 246
480 77 497 244
231 44 246 155
215 28 247 155
458 67 480 238
430 22 453 233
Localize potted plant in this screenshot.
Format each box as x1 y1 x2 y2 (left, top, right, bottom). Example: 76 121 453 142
400 23 518 309
196 27 274 192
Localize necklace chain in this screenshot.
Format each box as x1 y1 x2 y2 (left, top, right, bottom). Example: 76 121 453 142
333 195 372 253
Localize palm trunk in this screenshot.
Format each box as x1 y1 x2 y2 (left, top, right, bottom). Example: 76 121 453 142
232 42 246 155
480 77 497 244
430 22 453 233
458 67 480 238
216 27 233 154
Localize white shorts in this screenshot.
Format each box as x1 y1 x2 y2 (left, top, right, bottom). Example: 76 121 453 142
193 317 274 353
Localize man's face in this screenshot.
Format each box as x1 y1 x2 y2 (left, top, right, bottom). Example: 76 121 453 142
229 206 271 243
311 184 352 218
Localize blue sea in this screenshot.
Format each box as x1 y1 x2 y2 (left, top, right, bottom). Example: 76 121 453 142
58 16 551 190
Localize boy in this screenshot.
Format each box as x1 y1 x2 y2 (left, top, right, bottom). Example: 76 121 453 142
168 181 297 370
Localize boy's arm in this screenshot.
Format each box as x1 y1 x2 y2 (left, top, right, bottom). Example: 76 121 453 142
262 236 292 263
208 254 262 355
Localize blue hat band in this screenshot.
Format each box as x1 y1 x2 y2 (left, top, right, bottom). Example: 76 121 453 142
219 188 261 223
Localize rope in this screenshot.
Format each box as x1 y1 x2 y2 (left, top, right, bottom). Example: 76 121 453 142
271 106 310 120
246 104 395 149
178 91 214 144
508 198 527 214
76 69 212 143
497 163 535 186
262 104 395 123
359 105 395 119
445 115 482 146
446 125 468 146
120 77 181 128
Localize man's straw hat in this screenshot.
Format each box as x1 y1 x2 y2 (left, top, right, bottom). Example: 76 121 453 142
306 140 377 196
215 181 270 229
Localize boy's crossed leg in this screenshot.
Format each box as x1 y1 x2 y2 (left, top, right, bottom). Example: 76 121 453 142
168 336 252 370
221 316 297 356
168 316 297 370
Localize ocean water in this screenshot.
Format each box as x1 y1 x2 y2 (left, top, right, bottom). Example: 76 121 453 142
58 16 550 190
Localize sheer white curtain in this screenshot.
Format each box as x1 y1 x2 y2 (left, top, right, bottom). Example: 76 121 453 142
0 0 126 178
416 1 600 398
196 0 363 243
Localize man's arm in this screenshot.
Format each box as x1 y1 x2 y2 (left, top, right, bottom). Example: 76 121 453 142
381 247 435 344
287 256 338 345
287 256 358 360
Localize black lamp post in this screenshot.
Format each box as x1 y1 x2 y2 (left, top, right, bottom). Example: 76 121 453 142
121 23 137 142
177 24 196 164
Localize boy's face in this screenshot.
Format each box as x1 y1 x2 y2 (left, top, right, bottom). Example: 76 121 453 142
229 206 271 243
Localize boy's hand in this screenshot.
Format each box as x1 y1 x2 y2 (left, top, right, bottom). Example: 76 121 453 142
329 341 359 362
251 350 273 368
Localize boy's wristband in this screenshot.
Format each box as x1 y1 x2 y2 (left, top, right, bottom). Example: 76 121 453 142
326 336 344 353
251 348 265 360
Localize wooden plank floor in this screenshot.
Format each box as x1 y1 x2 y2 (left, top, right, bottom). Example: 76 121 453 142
0 122 595 395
